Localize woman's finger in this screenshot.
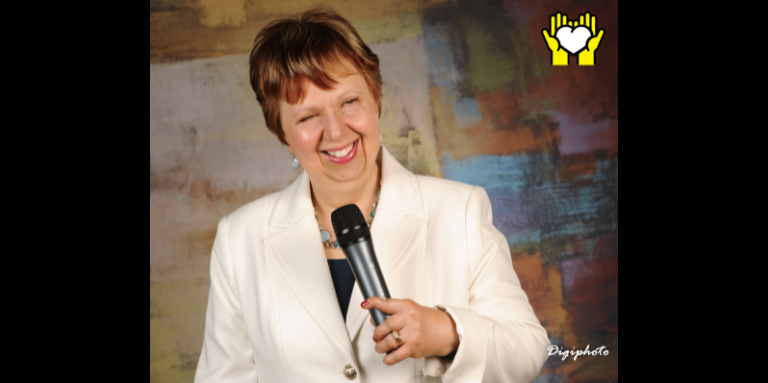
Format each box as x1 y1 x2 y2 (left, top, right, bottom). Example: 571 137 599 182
373 314 406 342
361 296 405 315
382 343 412 366
374 331 402 354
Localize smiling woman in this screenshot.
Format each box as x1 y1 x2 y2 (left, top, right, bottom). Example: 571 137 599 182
194 6 550 383
279 68 381 211
279 71 383 262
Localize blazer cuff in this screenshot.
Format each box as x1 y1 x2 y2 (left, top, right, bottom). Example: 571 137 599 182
424 305 487 383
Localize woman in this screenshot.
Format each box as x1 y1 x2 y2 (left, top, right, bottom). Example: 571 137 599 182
195 7 549 383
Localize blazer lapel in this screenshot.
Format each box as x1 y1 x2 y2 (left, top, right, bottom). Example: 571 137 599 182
264 148 428 348
345 147 428 339
264 171 354 357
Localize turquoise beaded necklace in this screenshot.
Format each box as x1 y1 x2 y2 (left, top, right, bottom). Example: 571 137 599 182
317 188 380 249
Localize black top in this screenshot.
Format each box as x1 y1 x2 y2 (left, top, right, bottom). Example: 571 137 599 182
327 259 356 321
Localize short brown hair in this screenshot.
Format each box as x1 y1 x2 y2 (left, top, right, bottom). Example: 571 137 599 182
249 7 383 146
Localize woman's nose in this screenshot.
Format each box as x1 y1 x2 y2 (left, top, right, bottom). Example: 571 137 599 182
322 109 348 140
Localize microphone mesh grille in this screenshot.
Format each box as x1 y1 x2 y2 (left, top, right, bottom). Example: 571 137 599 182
331 204 371 248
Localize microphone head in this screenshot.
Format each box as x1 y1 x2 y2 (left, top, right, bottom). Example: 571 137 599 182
331 204 372 248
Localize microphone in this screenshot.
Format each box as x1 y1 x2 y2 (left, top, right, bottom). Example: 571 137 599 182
331 204 391 326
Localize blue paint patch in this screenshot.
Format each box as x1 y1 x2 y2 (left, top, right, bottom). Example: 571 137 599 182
441 152 547 191
423 22 482 129
442 152 618 262
453 97 482 128
422 24 461 89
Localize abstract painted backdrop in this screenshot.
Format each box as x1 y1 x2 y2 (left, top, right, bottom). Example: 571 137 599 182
150 1 618 382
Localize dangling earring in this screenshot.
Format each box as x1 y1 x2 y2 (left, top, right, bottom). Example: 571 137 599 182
380 133 382 146
292 156 300 169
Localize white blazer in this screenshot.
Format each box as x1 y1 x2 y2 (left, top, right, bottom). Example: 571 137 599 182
194 147 550 383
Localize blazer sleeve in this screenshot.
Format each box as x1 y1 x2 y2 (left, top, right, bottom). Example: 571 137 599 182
437 186 550 383
194 216 259 383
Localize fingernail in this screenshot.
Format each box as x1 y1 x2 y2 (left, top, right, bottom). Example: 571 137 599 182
361 300 368 308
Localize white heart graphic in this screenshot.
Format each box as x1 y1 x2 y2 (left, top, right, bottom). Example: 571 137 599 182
555 26 592 55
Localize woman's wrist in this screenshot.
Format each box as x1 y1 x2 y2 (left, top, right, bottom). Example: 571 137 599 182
435 308 460 359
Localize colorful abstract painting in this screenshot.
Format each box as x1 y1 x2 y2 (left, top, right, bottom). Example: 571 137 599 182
150 1 618 381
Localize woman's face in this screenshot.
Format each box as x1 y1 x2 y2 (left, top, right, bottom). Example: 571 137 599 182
279 69 380 188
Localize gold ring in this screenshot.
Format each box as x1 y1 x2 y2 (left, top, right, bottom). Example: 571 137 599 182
392 330 403 347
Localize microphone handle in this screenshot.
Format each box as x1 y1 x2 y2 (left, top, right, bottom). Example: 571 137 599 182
343 240 391 326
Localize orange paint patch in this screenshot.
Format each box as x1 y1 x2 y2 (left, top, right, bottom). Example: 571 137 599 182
559 153 597 183
430 85 562 161
511 252 567 339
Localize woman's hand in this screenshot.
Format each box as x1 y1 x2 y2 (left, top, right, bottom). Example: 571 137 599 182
362 297 459 366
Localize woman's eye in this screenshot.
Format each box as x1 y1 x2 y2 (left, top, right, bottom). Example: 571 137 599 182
299 114 315 123
344 98 359 106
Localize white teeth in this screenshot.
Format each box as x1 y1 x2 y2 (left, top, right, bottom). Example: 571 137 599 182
326 142 354 158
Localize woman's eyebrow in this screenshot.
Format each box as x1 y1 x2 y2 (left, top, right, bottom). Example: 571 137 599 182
288 87 362 117
292 104 322 117
335 90 360 102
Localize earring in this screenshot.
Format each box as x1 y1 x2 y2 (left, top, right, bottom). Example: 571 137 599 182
380 133 382 145
292 156 300 169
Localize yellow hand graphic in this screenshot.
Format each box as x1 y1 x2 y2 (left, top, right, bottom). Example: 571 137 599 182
577 13 605 66
542 13 569 66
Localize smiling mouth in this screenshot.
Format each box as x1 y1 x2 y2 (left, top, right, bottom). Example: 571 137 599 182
322 140 357 158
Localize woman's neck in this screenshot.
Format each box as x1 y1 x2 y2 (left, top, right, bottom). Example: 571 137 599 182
311 162 381 220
